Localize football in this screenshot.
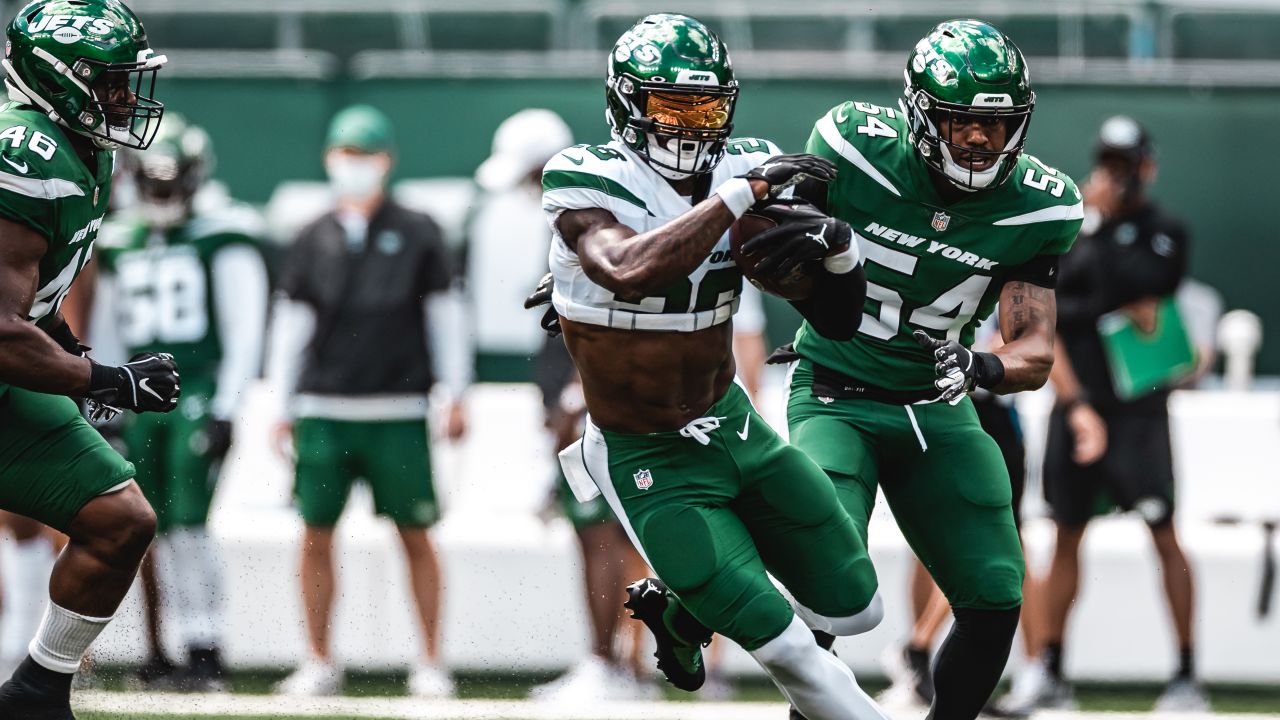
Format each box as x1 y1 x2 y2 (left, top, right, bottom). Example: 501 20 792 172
729 211 816 301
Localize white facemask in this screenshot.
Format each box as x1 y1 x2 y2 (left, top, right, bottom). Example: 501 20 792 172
327 155 387 199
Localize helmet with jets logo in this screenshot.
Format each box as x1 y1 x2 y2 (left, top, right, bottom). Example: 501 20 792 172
605 13 738 180
903 19 1034 191
4 0 166 150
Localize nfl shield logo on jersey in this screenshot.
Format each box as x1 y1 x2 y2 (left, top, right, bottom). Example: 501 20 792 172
633 469 654 490
931 211 950 232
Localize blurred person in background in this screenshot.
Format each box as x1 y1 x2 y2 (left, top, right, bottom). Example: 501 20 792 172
878 318 1044 715
1019 116 1205 713
471 108 655 702
268 104 470 698
91 114 268 690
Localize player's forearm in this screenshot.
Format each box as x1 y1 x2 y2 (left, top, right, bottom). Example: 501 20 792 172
993 281 1057 393
991 337 1054 393
0 316 91 394
583 181 768 298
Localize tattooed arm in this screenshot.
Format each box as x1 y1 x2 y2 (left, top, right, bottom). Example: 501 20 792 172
555 180 768 300
992 280 1057 392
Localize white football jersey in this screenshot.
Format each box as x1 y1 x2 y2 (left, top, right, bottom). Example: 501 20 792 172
542 138 779 332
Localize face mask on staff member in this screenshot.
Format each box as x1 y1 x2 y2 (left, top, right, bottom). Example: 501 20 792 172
325 148 391 200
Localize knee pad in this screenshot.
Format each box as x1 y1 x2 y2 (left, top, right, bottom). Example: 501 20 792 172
639 506 718 592
794 592 883 637
716 590 794 652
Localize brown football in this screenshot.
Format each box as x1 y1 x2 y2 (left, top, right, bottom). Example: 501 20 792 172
729 212 815 301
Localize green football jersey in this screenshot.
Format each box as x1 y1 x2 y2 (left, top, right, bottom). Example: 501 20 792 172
796 100 1083 393
0 103 113 330
96 207 263 375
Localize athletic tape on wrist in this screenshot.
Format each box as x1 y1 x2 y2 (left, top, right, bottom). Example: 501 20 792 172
822 242 862 274
714 178 756 219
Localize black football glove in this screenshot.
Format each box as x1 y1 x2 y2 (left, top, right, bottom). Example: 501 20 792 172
198 419 234 461
912 330 1005 405
741 201 853 280
739 154 837 198
523 272 561 338
87 352 181 413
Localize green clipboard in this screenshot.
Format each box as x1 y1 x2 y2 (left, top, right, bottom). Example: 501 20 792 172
1097 297 1197 401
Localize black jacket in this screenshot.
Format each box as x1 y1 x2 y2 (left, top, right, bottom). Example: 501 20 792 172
280 200 451 395
1055 201 1189 412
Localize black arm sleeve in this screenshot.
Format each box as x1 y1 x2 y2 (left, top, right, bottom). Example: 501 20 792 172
788 265 866 341
43 317 82 355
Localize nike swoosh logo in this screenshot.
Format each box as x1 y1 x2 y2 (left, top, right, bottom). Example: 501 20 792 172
563 154 584 165
834 105 850 124
736 414 750 441
2 156 28 174
138 377 165 402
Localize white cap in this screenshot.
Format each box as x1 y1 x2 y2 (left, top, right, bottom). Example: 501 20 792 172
475 109 573 192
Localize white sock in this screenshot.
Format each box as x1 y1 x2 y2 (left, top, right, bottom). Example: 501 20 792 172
28 602 112 674
0 538 55 664
749 614 889 720
166 527 224 649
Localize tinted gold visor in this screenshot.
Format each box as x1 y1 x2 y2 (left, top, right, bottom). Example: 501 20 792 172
646 93 731 130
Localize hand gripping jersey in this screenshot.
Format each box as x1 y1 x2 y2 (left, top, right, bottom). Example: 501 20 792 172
797 100 1083 392
0 103 113 330
96 206 265 378
542 138 779 332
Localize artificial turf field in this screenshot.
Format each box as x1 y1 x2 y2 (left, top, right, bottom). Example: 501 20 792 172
68 670 1279 719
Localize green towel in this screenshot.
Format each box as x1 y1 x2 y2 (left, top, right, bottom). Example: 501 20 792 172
1097 297 1197 401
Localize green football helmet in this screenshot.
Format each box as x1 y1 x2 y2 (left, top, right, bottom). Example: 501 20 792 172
3 0 166 150
605 13 737 180
902 19 1034 191
128 112 212 228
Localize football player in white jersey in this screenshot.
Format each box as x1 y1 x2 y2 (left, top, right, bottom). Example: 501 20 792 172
527 14 889 720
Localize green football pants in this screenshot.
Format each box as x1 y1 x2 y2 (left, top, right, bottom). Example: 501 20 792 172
788 361 1024 610
0 384 136 530
576 383 878 651
124 376 221 532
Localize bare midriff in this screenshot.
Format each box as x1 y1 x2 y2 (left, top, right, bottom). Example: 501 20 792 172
561 317 735 434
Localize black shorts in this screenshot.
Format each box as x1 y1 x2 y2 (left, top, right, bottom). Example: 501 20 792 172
1043 406 1175 528
534 335 575 413
973 395 1026 528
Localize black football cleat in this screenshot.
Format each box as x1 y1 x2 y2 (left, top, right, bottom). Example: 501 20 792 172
624 577 708 692
0 657 75 720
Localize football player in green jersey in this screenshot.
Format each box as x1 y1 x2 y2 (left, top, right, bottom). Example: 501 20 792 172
531 14 892 720
94 114 267 691
780 19 1082 720
0 1 175 717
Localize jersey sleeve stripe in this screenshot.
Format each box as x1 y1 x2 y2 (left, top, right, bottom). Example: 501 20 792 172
816 111 901 197
0 170 85 200
992 202 1084 226
543 169 651 215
